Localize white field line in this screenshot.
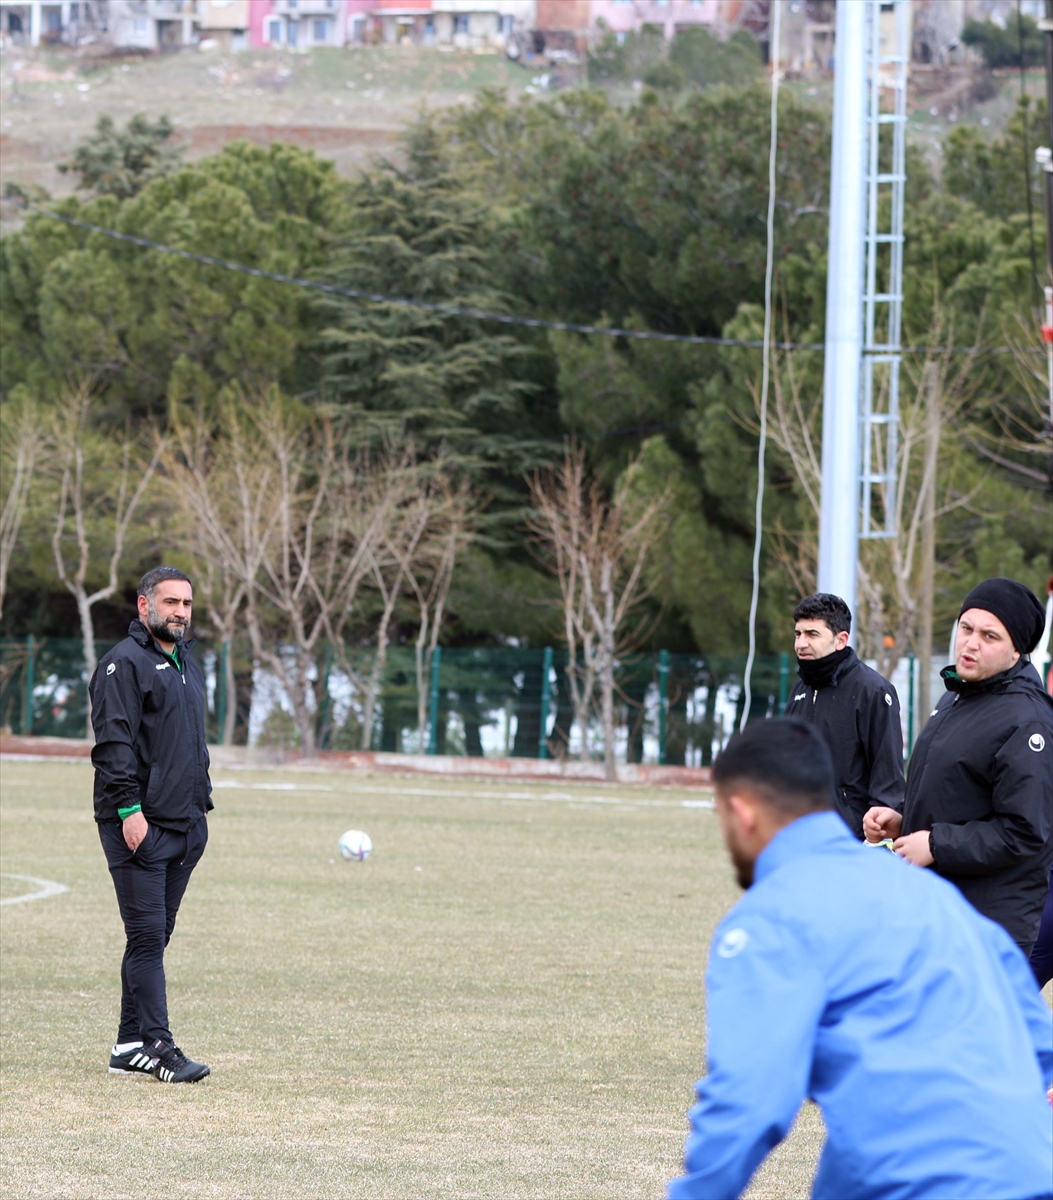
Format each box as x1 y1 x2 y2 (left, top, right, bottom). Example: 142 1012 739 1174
0 873 69 907
210 777 712 809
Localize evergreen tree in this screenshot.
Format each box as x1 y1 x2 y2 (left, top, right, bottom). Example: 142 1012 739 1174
58 113 184 200
317 119 555 490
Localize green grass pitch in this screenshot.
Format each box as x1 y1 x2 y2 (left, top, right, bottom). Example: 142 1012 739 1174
1 760 823 1199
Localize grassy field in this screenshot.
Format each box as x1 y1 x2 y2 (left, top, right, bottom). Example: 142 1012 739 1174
0 43 539 215
0 759 823 1199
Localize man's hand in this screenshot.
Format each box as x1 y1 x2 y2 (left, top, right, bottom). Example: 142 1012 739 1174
122 811 148 852
893 830 934 867
863 806 902 843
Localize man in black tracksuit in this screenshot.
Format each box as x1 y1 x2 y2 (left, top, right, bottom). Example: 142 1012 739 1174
783 593 905 839
865 578 1053 956
90 566 212 1083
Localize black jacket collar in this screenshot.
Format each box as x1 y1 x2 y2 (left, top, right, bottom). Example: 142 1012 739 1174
797 645 857 691
940 656 1030 697
127 618 196 654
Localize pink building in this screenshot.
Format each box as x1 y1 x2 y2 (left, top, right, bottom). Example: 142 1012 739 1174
249 0 349 48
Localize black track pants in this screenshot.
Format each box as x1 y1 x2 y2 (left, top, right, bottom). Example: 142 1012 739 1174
98 815 208 1044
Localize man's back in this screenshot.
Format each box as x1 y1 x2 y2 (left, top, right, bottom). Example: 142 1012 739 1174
672 812 1053 1200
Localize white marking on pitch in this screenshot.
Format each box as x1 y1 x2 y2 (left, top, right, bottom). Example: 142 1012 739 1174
0 873 69 907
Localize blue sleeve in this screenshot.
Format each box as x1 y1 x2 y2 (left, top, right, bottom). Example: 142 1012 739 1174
989 922 1053 1087
668 912 827 1200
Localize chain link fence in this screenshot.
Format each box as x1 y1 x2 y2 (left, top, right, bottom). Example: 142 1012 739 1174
1 637 800 765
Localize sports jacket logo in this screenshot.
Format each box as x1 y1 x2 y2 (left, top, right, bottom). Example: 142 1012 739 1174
155 662 169 671
106 663 116 675
884 693 892 706
1028 733 1046 753
717 928 749 958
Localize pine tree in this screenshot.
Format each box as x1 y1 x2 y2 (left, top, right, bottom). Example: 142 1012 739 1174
317 120 552 486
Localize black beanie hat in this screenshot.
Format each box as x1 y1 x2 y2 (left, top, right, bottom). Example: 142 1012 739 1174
958 577 1046 654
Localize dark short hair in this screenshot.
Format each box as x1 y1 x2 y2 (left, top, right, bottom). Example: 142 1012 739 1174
793 592 852 636
713 718 835 816
137 566 192 600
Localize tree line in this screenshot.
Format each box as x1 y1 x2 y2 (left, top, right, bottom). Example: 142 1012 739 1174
1 86 1050 754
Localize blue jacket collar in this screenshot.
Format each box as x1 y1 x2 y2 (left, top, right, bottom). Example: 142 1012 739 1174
754 811 853 883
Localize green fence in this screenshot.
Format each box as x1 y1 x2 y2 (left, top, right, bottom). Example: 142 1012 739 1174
0 638 789 765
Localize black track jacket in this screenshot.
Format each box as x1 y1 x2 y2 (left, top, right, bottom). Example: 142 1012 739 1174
89 619 212 831
900 659 1053 950
783 649 905 838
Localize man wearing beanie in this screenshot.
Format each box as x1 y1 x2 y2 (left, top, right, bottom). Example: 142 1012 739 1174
784 593 905 838
865 577 1053 954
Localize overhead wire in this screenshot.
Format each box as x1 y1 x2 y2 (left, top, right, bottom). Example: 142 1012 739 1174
739 0 780 734
0 197 1039 356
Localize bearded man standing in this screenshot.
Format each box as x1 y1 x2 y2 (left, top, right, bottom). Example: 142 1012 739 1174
90 567 212 1083
783 593 905 838
865 578 1053 956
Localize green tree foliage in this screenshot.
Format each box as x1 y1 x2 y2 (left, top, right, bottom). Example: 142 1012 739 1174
316 119 556 491
2 81 1048 656
961 13 1043 69
57 113 184 199
942 97 1046 221
1 141 345 418
668 28 763 89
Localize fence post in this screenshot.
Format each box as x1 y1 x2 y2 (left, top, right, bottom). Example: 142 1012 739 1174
537 645 553 759
427 646 442 755
216 641 228 746
777 651 789 713
657 649 669 765
22 634 35 736
906 652 915 758
317 642 333 750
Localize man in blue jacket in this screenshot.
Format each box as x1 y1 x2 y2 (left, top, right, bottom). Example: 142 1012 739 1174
668 719 1053 1200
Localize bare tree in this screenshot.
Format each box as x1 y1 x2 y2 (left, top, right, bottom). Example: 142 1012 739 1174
49 384 163 732
398 476 475 751
526 443 666 779
0 392 44 621
166 389 427 757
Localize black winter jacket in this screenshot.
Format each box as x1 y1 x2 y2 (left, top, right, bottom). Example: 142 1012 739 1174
89 619 213 831
900 659 1053 950
783 649 905 838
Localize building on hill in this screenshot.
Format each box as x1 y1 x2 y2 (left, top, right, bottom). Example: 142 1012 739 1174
0 0 106 47
338 0 535 48
254 0 349 48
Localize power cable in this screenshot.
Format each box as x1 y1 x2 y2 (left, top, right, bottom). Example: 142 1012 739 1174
740 0 780 734
1 197 1039 357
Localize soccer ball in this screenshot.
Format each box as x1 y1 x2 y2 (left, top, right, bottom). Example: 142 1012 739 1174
338 829 372 861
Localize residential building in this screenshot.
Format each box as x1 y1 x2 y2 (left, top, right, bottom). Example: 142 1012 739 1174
534 0 765 47
340 0 535 48
106 0 199 49
256 0 348 48
0 0 106 46
196 0 250 49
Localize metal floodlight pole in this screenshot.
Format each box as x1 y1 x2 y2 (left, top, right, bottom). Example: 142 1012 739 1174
818 0 868 624
1042 1 1053 433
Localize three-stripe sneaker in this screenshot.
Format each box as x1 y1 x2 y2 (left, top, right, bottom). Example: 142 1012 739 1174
108 1042 156 1076
146 1039 210 1084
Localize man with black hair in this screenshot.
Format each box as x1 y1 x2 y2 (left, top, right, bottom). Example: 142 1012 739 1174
89 567 212 1083
668 719 1053 1200
865 577 1053 955
783 592 904 838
